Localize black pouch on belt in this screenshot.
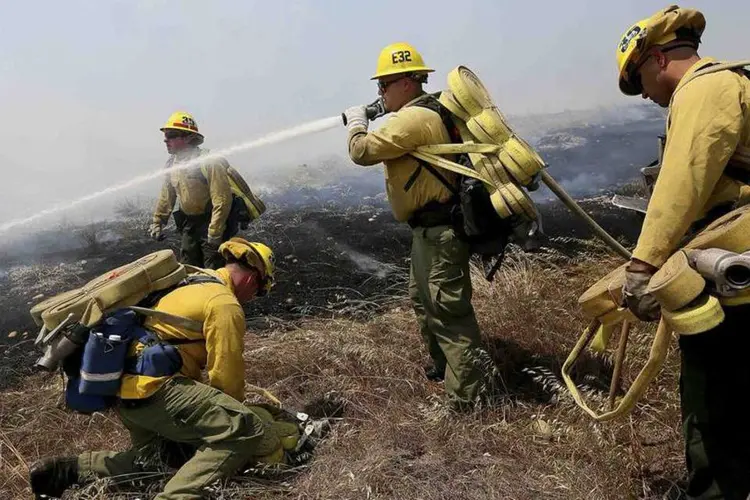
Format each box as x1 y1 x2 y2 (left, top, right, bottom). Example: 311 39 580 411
407 200 457 229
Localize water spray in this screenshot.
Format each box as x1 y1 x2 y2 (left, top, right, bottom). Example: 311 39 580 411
0 116 342 234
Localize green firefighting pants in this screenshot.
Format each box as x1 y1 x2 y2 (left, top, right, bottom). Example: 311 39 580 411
409 224 484 404
678 303 750 500
174 197 243 269
77 376 264 500
178 212 223 270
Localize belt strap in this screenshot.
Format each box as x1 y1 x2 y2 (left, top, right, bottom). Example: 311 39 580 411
407 201 455 229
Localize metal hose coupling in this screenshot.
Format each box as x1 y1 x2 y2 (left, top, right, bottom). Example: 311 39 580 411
341 98 387 126
35 313 89 372
685 248 750 295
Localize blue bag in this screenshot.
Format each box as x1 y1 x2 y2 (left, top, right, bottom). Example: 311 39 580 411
72 306 199 405
65 375 113 413
79 309 139 396
129 331 184 377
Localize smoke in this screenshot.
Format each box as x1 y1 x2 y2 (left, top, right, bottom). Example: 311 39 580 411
528 107 664 199
558 172 610 196
0 104 666 262
0 116 341 234
331 241 398 279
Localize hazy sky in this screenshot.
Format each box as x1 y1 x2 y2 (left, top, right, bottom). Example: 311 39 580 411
0 0 746 227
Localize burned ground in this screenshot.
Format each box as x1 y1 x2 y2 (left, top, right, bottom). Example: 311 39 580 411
0 238 686 500
0 194 643 391
0 102 689 498
0 187 680 500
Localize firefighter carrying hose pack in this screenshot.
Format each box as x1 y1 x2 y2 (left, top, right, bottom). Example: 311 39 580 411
616 5 750 497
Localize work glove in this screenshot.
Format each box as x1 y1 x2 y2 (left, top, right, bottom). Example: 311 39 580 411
206 237 222 251
622 261 661 322
149 223 165 241
203 237 223 269
342 105 369 132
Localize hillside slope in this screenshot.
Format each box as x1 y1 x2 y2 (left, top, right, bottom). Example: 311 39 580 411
0 236 685 499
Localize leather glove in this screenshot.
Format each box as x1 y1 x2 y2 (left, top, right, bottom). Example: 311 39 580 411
206 237 222 250
202 238 223 269
343 105 369 132
149 223 165 241
622 261 661 322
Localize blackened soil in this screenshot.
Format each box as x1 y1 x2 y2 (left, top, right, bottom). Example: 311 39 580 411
0 197 642 389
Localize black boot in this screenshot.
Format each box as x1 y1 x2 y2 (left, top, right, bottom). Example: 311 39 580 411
424 364 445 382
29 457 79 499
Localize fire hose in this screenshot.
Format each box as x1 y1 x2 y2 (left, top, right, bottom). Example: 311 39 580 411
563 205 750 421
340 66 750 422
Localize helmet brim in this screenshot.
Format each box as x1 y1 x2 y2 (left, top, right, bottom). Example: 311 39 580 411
619 74 643 96
370 67 434 80
159 126 204 138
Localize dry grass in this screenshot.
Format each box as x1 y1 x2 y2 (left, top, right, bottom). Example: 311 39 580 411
112 197 153 242
0 242 686 499
7 261 88 297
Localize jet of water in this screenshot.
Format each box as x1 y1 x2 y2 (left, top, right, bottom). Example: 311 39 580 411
0 116 342 234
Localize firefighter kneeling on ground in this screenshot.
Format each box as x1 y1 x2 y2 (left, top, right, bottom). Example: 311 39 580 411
342 42 489 409
617 5 750 498
150 111 250 270
29 239 284 500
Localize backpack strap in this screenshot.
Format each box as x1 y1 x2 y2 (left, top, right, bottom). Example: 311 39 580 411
672 60 750 97
724 165 750 185
410 151 491 184
418 144 500 155
410 93 464 144
667 60 750 124
140 271 223 306
197 151 265 223
733 145 750 166
403 93 467 194
164 156 176 170
134 327 204 346
128 306 205 333
131 272 225 333
405 160 459 196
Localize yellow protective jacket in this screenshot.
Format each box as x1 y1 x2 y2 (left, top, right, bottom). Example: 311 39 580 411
152 147 234 241
633 58 750 267
118 267 247 401
348 94 457 222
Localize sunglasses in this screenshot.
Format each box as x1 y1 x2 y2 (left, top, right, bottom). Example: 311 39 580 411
164 130 189 140
626 43 696 92
377 76 406 93
625 51 655 92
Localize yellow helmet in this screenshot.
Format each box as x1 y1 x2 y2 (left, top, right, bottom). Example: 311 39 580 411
218 238 276 296
160 111 204 138
371 42 434 80
617 5 705 96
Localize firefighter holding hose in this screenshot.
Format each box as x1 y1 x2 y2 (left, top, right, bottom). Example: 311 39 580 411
342 43 488 409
